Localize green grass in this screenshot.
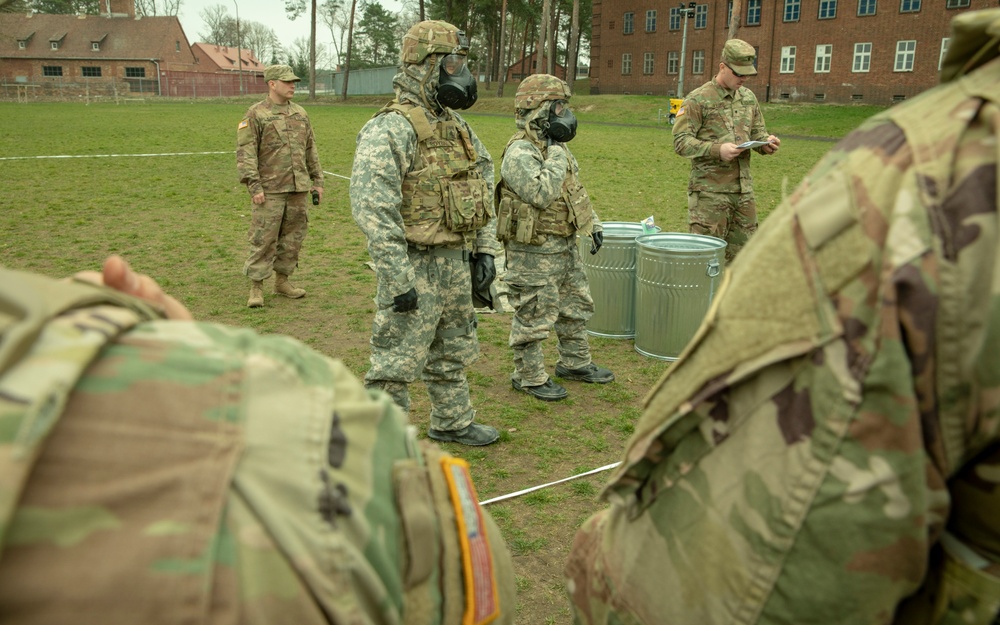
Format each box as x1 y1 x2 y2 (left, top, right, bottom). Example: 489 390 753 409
0 96 885 625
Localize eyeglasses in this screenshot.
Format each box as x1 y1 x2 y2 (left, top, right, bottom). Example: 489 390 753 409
725 63 750 78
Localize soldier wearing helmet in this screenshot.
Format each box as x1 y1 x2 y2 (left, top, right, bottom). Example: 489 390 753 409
350 21 503 446
494 74 614 402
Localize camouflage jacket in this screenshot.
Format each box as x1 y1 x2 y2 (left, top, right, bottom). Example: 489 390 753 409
0 268 515 625
672 77 770 194
567 10 1000 625
351 104 501 296
236 98 323 196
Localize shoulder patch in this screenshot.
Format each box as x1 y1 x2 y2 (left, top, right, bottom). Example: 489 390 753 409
238 119 249 130
677 106 685 116
439 456 500 625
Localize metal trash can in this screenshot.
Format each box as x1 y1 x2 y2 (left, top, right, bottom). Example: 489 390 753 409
580 222 658 338
634 233 727 360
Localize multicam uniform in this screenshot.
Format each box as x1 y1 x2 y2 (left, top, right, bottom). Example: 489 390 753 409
237 98 323 280
350 62 499 434
495 130 601 387
673 77 771 262
0 267 514 624
567 9 1000 625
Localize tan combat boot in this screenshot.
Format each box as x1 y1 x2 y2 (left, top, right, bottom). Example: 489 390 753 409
274 273 305 298
247 280 264 308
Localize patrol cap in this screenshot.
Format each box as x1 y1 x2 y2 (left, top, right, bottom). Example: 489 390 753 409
400 20 469 65
264 64 301 82
722 39 757 76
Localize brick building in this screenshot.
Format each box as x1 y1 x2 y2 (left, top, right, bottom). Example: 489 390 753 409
505 52 569 81
589 0 995 104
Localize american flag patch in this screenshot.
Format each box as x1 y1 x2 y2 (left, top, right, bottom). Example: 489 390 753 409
440 456 500 625
238 119 249 130
677 106 685 116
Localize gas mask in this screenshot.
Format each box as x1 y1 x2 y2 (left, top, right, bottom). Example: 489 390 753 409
436 54 478 110
545 100 577 143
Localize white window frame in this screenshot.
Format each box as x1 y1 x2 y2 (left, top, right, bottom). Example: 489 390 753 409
900 0 920 12
18 40 26 49
938 37 950 71
50 41 59 50
646 10 657 32
623 12 635 34
692 50 705 74
894 40 915 72
667 51 679 74
815 44 832 73
622 53 632 75
747 0 761 25
643 52 654 74
695 4 708 28
819 0 837 19
945 0 969 7
784 0 801 21
858 0 876 16
853 42 872 72
669 7 682 30
780 46 796 73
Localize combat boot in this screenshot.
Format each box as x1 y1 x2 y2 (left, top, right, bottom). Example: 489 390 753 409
274 273 305 298
247 280 264 308
555 362 615 384
427 423 500 446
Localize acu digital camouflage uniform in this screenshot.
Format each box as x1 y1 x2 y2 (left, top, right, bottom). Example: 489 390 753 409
567 9 1000 625
495 75 612 396
673 40 773 263
0 266 515 624
350 21 501 442
237 75 323 289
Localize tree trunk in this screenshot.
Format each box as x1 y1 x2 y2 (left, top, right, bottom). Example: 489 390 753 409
566 0 578 88
419 0 424 21
342 0 357 101
729 0 742 39
495 0 508 96
537 0 549 77
548 0 558 75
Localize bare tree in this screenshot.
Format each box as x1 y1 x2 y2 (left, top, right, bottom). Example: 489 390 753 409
200 4 236 44
134 0 181 16
320 0 347 67
566 0 579 89
243 21 281 63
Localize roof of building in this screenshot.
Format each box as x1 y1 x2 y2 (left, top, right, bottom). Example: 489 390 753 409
191 42 263 73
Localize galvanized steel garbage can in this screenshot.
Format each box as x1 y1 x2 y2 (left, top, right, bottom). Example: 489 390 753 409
634 233 727 360
579 222 657 338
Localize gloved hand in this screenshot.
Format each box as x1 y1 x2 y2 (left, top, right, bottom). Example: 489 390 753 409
392 287 418 312
472 254 496 293
590 230 604 255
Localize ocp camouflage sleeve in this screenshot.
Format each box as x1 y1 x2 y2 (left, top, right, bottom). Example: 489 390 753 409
454 111 503 257
566 44 1000 625
350 112 418 295
500 139 568 209
236 105 262 195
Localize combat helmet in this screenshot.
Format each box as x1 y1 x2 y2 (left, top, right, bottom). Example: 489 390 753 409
400 20 470 65
514 74 572 111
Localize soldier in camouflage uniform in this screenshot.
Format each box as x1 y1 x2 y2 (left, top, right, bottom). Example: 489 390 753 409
495 74 614 401
0 255 516 624
237 64 324 308
350 21 501 446
566 9 1000 624
673 39 780 264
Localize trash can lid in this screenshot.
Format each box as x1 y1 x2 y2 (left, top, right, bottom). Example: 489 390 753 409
636 232 727 251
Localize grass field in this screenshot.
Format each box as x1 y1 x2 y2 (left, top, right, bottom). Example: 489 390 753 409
0 95 883 624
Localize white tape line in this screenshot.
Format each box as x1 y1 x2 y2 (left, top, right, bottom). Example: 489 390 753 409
479 461 622 506
323 170 351 180
0 150 232 161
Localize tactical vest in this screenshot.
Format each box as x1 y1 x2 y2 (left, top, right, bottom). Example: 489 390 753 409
376 102 492 248
0 268 163 554
494 132 593 245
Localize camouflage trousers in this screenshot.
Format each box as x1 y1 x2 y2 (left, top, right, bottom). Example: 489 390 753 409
687 190 757 263
505 238 594 387
363 249 479 432
243 191 309 281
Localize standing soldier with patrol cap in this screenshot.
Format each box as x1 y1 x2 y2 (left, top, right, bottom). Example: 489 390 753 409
237 64 324 308
494 74 614 401
673 39 779 264
350 21 502 446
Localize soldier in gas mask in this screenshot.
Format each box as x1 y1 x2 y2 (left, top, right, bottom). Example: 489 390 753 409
494 74 614 401
350 21 502 446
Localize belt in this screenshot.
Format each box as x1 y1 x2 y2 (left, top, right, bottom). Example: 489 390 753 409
407 245 472 261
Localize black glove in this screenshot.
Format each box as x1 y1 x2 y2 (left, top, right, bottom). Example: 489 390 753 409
590 230 604 255
472 254 496 293
392 287 418 312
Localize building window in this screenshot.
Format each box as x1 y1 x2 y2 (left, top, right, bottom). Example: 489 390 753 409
780 46 796 73
17 40 25 49
853 42 872 72
900 0 920 11
819 0 837 19
726 0 733 25
50 41 59 50
784 0 801 22
695 4 708 28
858 0 876 15
42 65 63 76
643 52 654 74
92 42 100 51
945 0 969 7
668 51 679 74
609 20 615 29
692 50 705 74
623 12 635 34
175 40 181 51
939 37 950 71
669 7 681 30
747 0 761 25
815 44 832 72
895 40 915 71
82 66 101 77
646 10 657 32
622 53 632 75
125 67 146 78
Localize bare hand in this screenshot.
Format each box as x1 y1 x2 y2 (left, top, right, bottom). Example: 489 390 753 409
720 143 744 162
74 255 193 321
311 187 324 203
761 135 781 155
252 192 266 205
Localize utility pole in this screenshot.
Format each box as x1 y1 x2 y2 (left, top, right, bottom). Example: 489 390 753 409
233 0 243 95
677 1 695 97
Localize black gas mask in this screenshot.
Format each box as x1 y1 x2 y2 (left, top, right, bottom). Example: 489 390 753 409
545 100 577 143
436 53 478 110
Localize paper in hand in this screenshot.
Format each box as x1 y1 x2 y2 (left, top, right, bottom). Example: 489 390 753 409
736 140 773 149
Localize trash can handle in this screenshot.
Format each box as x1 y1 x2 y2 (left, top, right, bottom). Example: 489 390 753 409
706 259 721 278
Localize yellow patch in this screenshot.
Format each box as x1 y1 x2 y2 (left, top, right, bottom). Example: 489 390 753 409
238 119 249 130
440 456 500 625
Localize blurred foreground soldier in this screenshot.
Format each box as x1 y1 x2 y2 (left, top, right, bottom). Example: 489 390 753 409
0 256 515 623
494 74 613 401
351 21 502 446
237 64 324 308
673 39 779 263
567 9 1000 624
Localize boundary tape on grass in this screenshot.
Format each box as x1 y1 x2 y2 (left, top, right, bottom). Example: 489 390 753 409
0 150 232 161
479 461 622 506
